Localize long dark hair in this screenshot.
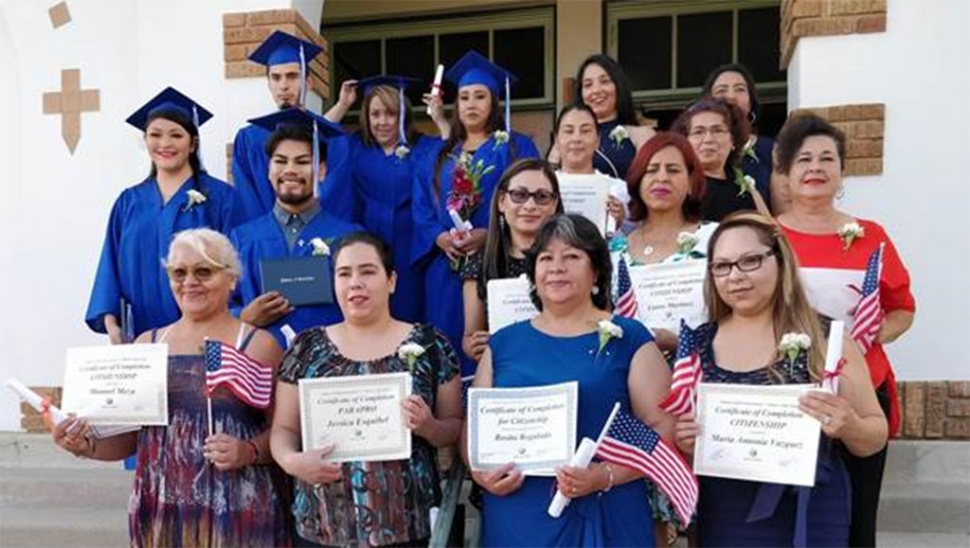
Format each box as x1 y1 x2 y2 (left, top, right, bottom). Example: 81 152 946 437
145 108 205 186
481 159 564 296
702 63 762 126
525 213 613 312
573 54 638 126
432 90 518 200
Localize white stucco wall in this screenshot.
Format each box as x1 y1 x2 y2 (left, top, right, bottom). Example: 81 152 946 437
787 0 970 380
0 0 324 431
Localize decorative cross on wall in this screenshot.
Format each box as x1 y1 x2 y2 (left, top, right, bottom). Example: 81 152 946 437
42 68 100 154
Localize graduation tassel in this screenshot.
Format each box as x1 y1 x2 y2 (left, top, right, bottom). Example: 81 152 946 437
192 104 205 173
312 119 320 198
299 44 307 107
504 75 511 134
398 86 407 149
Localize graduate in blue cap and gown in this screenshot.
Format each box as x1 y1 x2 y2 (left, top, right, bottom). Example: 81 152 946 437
86 87 243 343
230 108 362 349
411 51 540 379
231 30 322 221
320 75 451 322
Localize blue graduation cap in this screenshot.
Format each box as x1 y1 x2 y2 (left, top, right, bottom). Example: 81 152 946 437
249 30 323 106
248 108 344 195
357 75 421 149
125 87 212 131
444 51 517 133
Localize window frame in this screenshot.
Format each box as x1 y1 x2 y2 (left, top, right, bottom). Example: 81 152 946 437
326 7 556 111
605 0 785 110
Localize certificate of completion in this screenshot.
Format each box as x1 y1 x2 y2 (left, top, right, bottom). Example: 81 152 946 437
694 383 821 487
467 381 578 476
559 178 609 236
629 260 708 330
486 276 538 333
299 373 412 463
61 344 168 425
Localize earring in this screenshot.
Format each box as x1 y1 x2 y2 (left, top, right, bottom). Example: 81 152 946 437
836 185 846 200
749 110 757 125
591 286 600 296
499 214 506 231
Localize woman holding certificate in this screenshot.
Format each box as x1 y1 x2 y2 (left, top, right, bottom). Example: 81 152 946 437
469 213 673 547
461 158 563 362
56 229 290 547
271 232 462 547
673 212 888 547
774 114 915 547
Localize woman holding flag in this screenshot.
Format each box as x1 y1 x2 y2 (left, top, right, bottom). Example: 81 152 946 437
671 212 888 547
467 213 677 547
774 114 915 547
55 228 290 547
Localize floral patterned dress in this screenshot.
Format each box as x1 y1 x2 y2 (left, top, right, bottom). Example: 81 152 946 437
277 323 460 546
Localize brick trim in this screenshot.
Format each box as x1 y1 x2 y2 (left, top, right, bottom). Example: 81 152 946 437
780 0 887 69
900 381 970 440
790 103 884 176
223 9 330 101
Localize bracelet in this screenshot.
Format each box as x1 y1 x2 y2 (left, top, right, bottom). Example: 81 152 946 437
246 440 260 465
602 463 614 493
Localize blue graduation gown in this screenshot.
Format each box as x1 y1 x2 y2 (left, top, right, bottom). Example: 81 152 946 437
231 123 274 222
325 134 440 323
229 209 362 348
85 174 244 337
411 132 540 377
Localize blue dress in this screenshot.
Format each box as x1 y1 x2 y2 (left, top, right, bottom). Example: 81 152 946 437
229 210 362 349
411 132 539 378
86 174 244 337
324 134 441 322
594 120 637 181
742 135 775 209
481 317 656 547
694 322 851 547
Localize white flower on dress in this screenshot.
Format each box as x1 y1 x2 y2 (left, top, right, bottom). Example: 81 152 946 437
837 222 865 252
397 342 426 372
731 167 756 197
183 189 207 212
676 231 700 255
608 125 629 148
492 130 510 150
597 319 624 354
778 332 812 372
309 238 330 257
395 145 410 159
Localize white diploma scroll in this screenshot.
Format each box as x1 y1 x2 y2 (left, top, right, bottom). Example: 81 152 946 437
6 378 140 438
299 372 412 463
61 344 168 425
694 383 821 487
486 275 538 333
629 260 708 330
823 320 845 394
558 177 610 236
468 381 578 476
426 64 444 116
448 208 472 235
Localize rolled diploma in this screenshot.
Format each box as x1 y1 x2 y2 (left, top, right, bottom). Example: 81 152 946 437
6 377 139 438
426 64 445 115
823 320 845 394
547 437 597 518
448 209 472 234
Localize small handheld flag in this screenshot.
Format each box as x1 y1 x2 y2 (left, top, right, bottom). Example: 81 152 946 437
658 320 702 416
613 255 640 320
204 340 273 409
850 243 884 355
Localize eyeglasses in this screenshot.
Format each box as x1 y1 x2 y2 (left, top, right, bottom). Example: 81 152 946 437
688 125 730 140
709 249 776 277
506 188 558 206
166 265 225 284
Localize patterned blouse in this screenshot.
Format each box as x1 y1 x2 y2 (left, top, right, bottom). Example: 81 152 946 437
461 252 527 303
278 323 460 546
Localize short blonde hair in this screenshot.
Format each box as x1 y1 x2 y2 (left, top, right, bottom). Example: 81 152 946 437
166 228 242 279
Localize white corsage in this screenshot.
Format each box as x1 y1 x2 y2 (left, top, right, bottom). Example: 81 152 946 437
732 167 756 197
778 332 812 373
309 237 330 257
837 222 865 252
492 130 509 150
742 137 759 163
395 145 410 159
597 319 624 354
183 189 207 212
676 231 700 255
608 125 629 148
397 342 426 372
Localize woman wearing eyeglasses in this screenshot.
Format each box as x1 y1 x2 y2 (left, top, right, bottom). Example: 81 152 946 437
461 159 564 363
674 212 887 547
673 98 769 222
774 114 914 547
56 229 291 547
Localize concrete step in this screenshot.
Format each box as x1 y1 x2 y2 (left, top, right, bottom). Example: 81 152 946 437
0 505 129 548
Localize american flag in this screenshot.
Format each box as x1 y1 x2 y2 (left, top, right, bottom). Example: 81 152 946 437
850 244 884 355
614 255 640 319
596 410 698 524
204 340 273 408
659 320 702 416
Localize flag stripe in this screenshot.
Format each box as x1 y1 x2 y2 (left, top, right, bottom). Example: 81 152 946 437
205 340 273 408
